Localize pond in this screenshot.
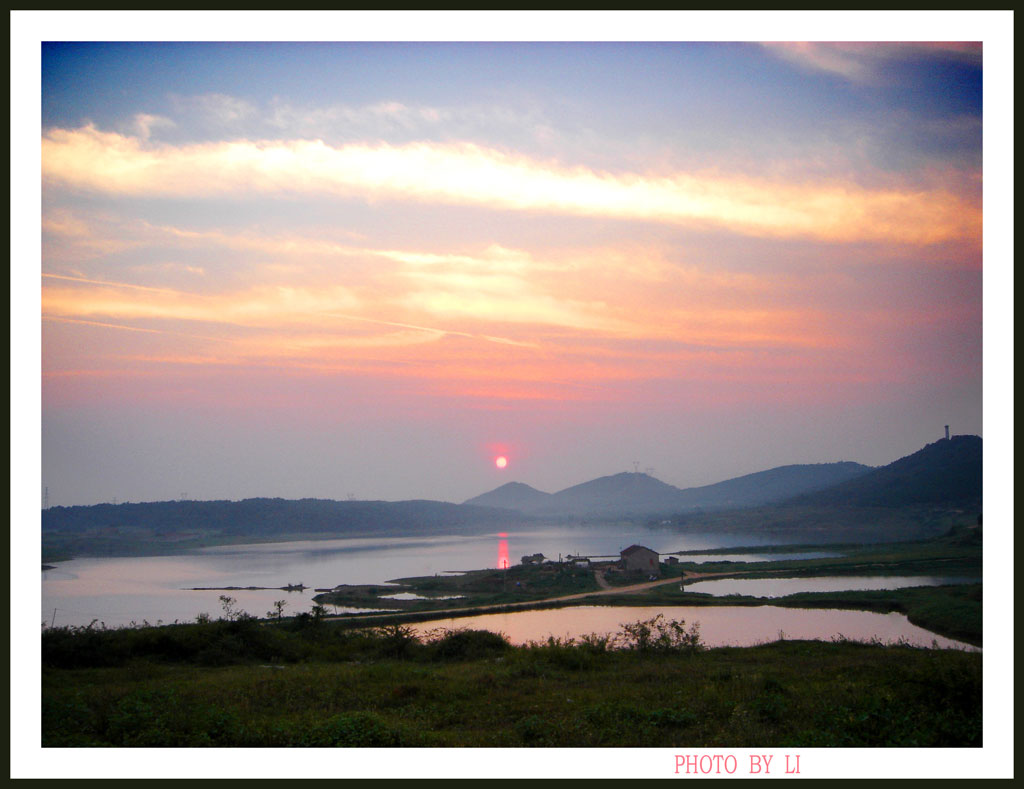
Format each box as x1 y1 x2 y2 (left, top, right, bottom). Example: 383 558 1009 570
683 575 981 598
408 605 977 651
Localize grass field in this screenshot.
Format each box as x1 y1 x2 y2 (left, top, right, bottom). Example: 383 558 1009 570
42 616 980 748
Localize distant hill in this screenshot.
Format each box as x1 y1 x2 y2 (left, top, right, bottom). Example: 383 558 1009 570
546 472 688 516
45 437 981 558
671 462 872 510
464 462 873 518
790 435 982 508
42 497 527 557
463 482 553 511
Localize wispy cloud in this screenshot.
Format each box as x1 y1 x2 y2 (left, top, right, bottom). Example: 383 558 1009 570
42 314 233 344
42 126 979 245
128 112 176 140
167 92 258 127
42 272 180 294
266 100 450 137
40 216 626 335
40 214 934 379
41 269 541 355
762 42 982 84
42 276 360 328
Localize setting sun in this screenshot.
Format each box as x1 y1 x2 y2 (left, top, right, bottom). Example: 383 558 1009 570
495 455 508 469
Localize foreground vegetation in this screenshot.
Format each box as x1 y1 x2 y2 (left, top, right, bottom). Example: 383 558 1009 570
42 612 980 748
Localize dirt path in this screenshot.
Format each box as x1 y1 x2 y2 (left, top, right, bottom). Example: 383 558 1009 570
320 569 743 624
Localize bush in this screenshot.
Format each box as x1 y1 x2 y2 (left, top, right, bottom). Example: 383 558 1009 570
579 632 613 653
371 623 421 659
615 615 703 653
426 628 511 660
521 635 597 671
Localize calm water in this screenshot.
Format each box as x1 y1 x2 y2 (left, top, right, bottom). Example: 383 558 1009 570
684 575 981 598
409 605 978 651
40 528 977 648
41 526 776 628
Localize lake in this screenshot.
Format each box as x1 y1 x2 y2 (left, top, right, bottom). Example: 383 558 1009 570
41 526 779 628
408 605 978 651
40 527 976 649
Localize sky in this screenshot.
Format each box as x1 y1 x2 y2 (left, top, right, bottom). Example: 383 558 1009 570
22 18 1004 509
12 13 1016 780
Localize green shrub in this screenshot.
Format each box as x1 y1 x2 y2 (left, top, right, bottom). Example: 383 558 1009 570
304 712 404 747
583 700 648 727
615 615 704 653
426 628 511 660
579 632 613 653
515 714 556 746
646 706 699 728
371 623 421 659
103 688 238 747
41 694 101 746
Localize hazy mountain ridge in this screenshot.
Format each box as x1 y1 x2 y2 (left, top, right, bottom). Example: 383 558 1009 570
41 497 526 540
466 462 874 517
42 438 981 556
788 436 982 508
550 471 685 511
465 437 981 518
463 481 553 512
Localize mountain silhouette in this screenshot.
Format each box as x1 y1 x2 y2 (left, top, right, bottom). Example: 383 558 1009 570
42 498 527 540
671 462 871 510
463 481 553 511
547 472 686 516
44 437 981 556
465 462 872 517
788 435 982 507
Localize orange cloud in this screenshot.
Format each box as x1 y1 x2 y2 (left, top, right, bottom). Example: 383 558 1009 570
42 126 980 245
